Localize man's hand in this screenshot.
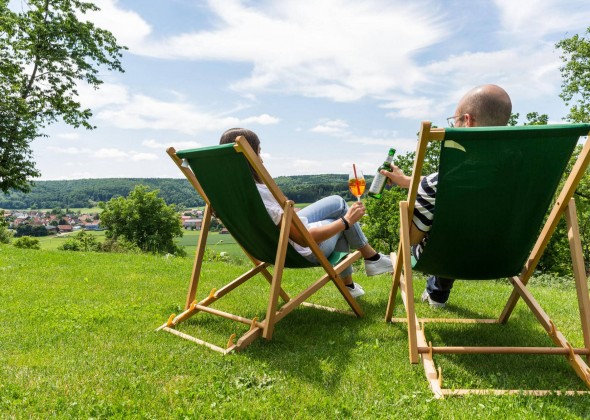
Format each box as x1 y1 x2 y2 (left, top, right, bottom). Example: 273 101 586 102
381 165 412 189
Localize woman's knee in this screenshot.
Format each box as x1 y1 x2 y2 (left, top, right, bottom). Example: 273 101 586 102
300 195 347 221
325 195 347 212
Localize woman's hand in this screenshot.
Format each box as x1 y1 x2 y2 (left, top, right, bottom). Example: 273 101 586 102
345 201 366 225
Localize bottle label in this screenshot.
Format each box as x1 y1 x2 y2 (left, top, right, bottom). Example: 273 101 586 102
369 173 386 194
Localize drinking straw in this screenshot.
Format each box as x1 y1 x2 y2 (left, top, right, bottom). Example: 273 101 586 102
352 163 361 196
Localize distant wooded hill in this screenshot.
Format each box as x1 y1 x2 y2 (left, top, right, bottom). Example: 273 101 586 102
0 175 371 209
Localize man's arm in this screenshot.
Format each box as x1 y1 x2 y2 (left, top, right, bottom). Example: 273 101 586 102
410 223 427 246
380 165 428 245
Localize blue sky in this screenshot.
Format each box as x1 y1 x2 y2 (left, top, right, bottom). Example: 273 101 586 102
16 0 590 180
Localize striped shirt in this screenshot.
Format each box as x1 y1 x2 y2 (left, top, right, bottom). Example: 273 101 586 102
412 173 438 259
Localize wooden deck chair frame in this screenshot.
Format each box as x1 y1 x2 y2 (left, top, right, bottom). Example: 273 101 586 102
385 121 590 398
157 136 363 354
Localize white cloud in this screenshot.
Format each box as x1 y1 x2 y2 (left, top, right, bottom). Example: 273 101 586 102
95 148 128 158
494 0 590 41
77 82 130 109
126 0 449 102
382 96 438 120
307 117 413 150
241 114 280 125
423 44 562 101
47 144 161 165
56 133 80 140
96 94 279 134
376 42 565 122
344 135 416 153
142 139 203 150
87 0 153 51
47 146 91 155
130 153 158 161
307 120 414 155
311 119 350 136
73 0 586 125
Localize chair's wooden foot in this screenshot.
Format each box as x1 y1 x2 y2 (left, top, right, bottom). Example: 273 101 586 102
226 333 236 350
417 328 444 399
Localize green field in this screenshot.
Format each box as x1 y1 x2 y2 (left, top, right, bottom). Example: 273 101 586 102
35 229 243 259
173 230 243 260
1 245 590 418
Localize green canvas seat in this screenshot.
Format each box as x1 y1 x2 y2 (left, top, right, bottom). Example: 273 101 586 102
176 143 345 268
414 125 582 280
385 121 590 398
158 136 363 353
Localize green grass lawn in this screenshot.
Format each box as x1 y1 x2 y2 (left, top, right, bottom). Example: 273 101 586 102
1 245 589 418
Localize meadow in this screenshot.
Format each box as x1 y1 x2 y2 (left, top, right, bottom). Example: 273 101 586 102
1 244 590 418
36 230 243 259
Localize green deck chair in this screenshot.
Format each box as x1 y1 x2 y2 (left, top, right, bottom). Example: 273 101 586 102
385 122 590 397
158 136 363 353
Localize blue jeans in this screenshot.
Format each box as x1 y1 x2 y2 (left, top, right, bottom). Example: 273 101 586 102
297 196 368 278
425 276 455 303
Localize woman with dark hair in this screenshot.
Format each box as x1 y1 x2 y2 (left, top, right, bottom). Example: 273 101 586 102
220 128 392 298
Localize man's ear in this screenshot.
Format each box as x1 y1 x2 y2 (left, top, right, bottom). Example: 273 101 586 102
464 113 476 127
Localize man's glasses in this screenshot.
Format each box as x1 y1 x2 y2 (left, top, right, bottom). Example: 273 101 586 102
447 114 464 127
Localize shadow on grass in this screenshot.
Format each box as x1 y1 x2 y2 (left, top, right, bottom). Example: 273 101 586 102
386 286 590 395
241 298 392 390
168 274 396 393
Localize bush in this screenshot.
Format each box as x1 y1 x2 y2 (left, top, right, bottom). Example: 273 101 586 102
363 187 405 254
98 238 141 254
529 272 575 289
58 231 100 252
13 236 40 249
57 231 142 254
203 248 229 263
0 219 12 244
58 239 83 251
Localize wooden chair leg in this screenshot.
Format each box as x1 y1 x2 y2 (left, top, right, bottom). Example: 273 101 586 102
565 200 590 363
185 204 213 309
385 247 402 322
263 202 293 340
398 201 419 363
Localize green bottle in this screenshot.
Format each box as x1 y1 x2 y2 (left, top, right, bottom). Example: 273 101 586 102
368 148 396 199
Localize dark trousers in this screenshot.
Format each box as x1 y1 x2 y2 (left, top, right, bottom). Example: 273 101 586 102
425 276 455 303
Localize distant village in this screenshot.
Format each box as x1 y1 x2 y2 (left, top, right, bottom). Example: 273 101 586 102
2 208 229 235
4 209 101 234
178 209 229 234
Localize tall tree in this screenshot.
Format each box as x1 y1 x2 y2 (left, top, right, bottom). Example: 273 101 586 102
0 0 126 193
556 26 590 123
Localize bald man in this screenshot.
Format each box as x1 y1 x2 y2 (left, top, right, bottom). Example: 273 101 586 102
382 84 512 308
